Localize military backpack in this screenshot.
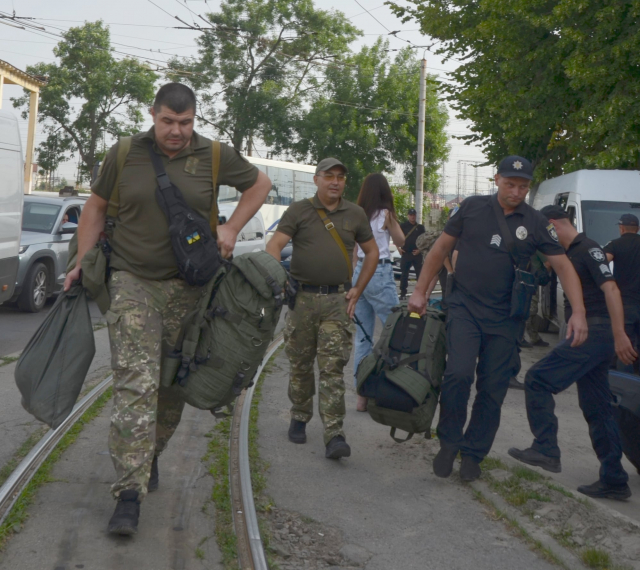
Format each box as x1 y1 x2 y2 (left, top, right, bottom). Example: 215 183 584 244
160 251 287 411
356 306 447 442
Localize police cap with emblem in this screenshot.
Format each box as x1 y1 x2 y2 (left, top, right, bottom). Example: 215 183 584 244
497 155 534 180
408 208 417 215
618 213 639 226
540 205 571 220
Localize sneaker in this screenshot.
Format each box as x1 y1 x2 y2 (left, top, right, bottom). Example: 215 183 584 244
519 339 533 348
508 447 561 473
509 377 525 390
108 490 140 536
460 456 481 482
288 419 307 444
577 480 631 501
148 456 159 492
532 339 550 347
325 435 351 459
433 446 457 478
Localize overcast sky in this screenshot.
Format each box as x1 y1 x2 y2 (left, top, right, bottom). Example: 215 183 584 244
0 0 493 195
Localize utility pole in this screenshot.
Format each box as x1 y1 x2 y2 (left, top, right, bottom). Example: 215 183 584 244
415 57 427 224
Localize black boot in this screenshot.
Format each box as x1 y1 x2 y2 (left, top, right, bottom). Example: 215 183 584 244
577 480 631 501
288 419 307 444
325 435 351 459
459 456 481 482
508 377 525 390
433 446 457 478
108 490 140 536
508 447 561 473
148 456 159 492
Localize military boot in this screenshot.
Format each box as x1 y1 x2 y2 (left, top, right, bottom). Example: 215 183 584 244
288 419 307 444
108 490 140 536
577 480 631 501
148 456 159 492
325 435 351 459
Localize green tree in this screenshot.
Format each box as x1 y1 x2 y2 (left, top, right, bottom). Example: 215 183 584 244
389 0 640 179
13 21 157 181
168 0 360 152
284 41 449 199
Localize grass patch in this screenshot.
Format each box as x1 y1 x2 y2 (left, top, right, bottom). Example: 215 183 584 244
0 427 49 487
551 526 574 549
481 456 508 471
0 387 113 552
0 356 19 367
581 547 611 569
511 465 545 483
195 547 205 560
471 489 569 570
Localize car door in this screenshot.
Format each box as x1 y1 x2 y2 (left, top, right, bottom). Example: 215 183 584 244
52 204 80 288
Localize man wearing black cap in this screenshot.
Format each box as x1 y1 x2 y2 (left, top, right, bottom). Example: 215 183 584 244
509 205 637 500
604 213 640 374
398 208 426 299
267 157 379 459
408 156 588 483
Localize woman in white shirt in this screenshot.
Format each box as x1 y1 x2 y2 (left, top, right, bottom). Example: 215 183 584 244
353 173 405 411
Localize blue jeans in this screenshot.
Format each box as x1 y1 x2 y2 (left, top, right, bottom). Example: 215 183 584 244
352 260 398 387
525 325 628 487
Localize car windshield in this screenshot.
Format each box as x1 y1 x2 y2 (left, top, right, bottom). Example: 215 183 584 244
22 202 62 233
581 200 640 246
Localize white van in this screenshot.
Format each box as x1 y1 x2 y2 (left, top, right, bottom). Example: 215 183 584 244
0 111 24 305
217 202 266 256
531 169 640 331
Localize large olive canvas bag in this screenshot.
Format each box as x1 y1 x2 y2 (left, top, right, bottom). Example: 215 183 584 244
15 285 96 429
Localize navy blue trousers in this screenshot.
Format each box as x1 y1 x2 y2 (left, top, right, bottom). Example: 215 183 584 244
525 325 629 487
437 303 519 462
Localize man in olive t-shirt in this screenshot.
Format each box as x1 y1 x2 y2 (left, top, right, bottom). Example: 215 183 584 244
266 157 378 459
64 83 271 536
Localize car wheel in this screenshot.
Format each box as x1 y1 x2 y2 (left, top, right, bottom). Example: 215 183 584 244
18 262 49 313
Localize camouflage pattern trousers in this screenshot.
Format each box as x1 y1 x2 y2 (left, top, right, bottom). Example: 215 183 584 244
285 290 353 445
106 270 203 500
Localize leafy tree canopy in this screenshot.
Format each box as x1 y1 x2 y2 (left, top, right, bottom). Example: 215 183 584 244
389 0 640 180
13 21 157 181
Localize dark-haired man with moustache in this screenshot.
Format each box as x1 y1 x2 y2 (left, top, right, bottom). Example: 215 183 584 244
509 205 637 500
64 82 272 535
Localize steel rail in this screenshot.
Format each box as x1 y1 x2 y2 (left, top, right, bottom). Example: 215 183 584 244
0 374 114 526
230 333 284 570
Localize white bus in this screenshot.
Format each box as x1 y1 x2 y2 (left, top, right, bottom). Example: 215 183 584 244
218 156 316 234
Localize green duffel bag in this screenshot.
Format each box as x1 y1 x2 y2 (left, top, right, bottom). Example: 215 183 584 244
15 285 96 429
356 306 447 442
160 251 287 411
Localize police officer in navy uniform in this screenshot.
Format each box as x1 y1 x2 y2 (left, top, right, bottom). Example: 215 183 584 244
408 156 588 483
604 213 640 374
399 208 426 299
509 206 637 500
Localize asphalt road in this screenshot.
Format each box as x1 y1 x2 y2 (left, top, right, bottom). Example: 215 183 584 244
0 297 105 357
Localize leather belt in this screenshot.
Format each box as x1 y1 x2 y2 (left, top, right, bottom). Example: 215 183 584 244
300 283 351 295
586 317 611 326
357 258 393 265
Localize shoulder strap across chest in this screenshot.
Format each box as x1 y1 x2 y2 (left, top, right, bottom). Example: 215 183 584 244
308 198 353 281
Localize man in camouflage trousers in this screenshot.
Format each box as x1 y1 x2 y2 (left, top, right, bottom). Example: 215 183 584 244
65 83 271 535
267 158 378 459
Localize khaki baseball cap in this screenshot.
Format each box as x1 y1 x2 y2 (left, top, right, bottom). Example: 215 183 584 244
315 157 348 174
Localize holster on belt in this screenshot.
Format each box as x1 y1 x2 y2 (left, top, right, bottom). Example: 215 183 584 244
286 275 299 311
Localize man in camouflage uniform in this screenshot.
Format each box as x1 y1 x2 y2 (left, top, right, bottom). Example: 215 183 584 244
64 83 271 535
266 158 378 459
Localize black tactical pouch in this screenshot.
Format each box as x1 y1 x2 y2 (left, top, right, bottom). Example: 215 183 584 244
511 268 537 319
285 275 299 310
148 143 222 286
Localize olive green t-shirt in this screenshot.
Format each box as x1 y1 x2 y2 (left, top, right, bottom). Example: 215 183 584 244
92 128 259 280
277 194 373 286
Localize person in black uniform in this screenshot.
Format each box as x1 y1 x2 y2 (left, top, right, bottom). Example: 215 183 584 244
408 156 588 483
399 208 426 299
509 206 637 500
604 213 640 374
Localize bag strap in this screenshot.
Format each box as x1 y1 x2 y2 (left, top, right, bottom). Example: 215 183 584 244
308 198 353 280
405 225 418 240
106 136 132 219
390 427 414 443
209 141 221 235
491 196 519 267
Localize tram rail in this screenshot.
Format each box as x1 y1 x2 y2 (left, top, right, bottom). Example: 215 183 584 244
0 333 285 569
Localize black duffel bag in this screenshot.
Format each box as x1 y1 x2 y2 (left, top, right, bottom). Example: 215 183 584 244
15 285 96 429
609 370 640 474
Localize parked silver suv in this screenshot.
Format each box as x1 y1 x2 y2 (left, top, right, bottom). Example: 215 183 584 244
11 195 86 312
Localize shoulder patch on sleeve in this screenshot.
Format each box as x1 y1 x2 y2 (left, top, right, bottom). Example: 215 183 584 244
547 223 558 242
589 248 606 262
599 264 612 276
